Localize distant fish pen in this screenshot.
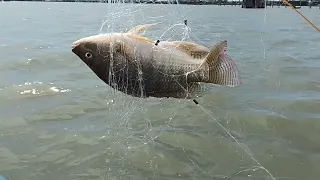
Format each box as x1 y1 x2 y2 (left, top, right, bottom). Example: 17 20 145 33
242 0 265 8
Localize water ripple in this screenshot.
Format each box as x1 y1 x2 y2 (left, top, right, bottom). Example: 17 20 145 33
0 81 71 99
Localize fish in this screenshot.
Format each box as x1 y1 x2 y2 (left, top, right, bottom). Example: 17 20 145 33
71 23 241 99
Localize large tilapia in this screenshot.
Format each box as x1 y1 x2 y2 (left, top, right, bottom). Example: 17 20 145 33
71 24 241 99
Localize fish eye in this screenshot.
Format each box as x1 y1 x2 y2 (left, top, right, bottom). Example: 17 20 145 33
85 52 93 59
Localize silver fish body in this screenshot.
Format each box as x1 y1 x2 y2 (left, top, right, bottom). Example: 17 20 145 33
71 24 241 99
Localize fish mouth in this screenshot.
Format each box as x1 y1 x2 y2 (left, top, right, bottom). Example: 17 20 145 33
71 42 79 51
71 44 77 49
71 42 82 59
71 42 82 56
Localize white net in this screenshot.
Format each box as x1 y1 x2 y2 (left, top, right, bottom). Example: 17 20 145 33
0 1 319 180
88 1 286 180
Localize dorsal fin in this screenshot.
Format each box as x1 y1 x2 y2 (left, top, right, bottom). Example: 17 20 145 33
131 35 154 43
171 41 210 59
159 41 210 59
127 23 158 36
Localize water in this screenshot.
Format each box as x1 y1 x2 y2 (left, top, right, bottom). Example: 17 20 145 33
1 2 320 180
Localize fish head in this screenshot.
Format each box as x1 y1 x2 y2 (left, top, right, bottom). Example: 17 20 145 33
71 33 127 83
71 34 113 67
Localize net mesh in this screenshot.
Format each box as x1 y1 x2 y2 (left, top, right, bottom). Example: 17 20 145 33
76 1 317 180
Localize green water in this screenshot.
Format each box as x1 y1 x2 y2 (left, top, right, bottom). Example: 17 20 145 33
0 2 319 180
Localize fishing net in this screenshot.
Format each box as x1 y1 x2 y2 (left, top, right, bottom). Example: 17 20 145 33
1 1 319 180
93 1 291 180
77 0 320 179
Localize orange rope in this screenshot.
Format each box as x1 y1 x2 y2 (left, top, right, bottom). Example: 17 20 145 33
282 0 320 32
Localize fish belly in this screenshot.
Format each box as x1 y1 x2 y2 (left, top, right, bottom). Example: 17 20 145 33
145 75 208 99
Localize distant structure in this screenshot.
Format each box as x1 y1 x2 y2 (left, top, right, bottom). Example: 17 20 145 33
3 0 319 7
242 0 265 8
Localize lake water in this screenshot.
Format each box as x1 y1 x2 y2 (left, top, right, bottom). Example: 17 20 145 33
0 2 320 180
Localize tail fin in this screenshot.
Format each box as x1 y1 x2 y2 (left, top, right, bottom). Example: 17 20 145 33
204 40 241 87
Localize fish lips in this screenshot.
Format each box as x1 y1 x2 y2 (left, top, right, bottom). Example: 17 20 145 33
71 43 89 64
71 43 81 58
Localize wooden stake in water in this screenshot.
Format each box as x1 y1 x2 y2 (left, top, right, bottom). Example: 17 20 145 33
282 0 320 32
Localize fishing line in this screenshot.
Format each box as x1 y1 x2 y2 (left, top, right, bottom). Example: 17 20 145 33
192 99 277 180
283 0 320 32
